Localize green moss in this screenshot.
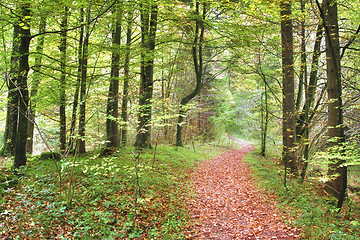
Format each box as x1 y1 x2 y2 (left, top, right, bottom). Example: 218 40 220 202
37 151 62 161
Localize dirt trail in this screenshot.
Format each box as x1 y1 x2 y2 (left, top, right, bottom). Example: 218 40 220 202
186 141 300 239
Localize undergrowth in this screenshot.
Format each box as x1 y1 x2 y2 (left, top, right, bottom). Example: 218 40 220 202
244 146 360 239
0 144 221 239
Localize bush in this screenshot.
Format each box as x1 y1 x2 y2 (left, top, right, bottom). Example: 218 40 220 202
37 151 62 161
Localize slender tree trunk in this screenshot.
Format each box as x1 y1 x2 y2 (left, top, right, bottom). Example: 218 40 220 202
135 0 158 149
281 0 297 174
261 84 269 156
257 52 269 156
68 9 85 151
121 8 133 147
59 7 69 153
297 23 323 137
106 5 122 148
295 0 307 112
26 15 46 154
176 1 205 147
1 25 20 156
14 3 31 168
319 0 346 207
300 23 323 181
161 41 181 142
78 2 91 154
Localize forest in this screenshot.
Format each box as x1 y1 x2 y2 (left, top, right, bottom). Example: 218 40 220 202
1 0 360 239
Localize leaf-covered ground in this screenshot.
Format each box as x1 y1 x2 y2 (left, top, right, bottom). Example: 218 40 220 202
0 146 221 239
186 141 301 239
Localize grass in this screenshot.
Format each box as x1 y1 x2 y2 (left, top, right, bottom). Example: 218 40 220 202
0 144 222 239
244 145 360 239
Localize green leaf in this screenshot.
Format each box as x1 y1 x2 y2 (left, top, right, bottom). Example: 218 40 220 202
350 220 360 226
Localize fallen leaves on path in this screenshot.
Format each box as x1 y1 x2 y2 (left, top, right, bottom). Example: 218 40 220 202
186 142 301 239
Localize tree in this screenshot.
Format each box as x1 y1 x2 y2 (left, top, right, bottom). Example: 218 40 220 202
317 0 346 208
13 2 31 168
121 5 133 147
280 0 297 175
298 23 323 181
78 3 91 154
1 19 20 157
176 0 206 147
135 0 158 149
59 7 69 153
259 68 269 156
295 0 307 113
106 3 122 148
69 8 85 151
26 14 46 154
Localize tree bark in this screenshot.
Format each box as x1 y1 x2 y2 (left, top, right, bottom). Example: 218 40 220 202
300 23 323 181
295 0 307 113
59 7 69 153
295 0 307 112
135 0 158 149
319 0 346 206
121 8 133 147
78 2 91 154
68 8 85 151
106 4 122 148
281 0 297 174
297 23 323 137
261 84 269 156
14 3 31 168
1 24 20 156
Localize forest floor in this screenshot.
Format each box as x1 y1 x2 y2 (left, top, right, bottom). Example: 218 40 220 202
185 140 301 239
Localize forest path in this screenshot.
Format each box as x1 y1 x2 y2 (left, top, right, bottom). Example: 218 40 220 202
186 140 300 239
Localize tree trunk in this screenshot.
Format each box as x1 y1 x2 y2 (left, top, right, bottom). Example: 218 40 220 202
26 15 46 154
261 84 269 156
295 0 307 112
106 4 122 148
14 3 31 168
121 8 133 147
300 23 323 182
135 0 158 149
78 3 91 154
297 23 323 137
319 0 346 206
256 52 269 156
281 0 297 174
59 7 69 153
176 1 205 147
1 24 20 156
68 8 85 151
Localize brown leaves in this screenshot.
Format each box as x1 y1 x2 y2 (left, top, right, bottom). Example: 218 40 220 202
186 142 301 239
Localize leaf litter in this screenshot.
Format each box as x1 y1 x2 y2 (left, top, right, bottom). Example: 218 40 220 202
186 142 301 239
